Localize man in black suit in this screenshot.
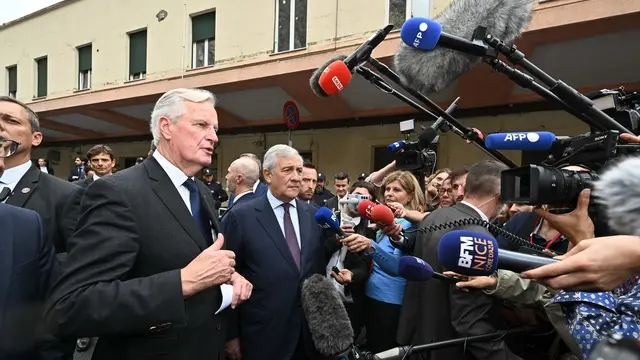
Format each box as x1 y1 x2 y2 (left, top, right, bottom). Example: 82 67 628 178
223 156 259 212
324 172 350 211
0 138 60 360
67 157 86 182
44 88 252 360
297 161 318 208
397 160 522 360
0 96 84 257
222 144 327 360
75 144 116 189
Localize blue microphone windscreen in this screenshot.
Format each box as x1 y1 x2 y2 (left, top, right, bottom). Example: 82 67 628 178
398 256 434 281
485 131 556 151
400 17 442 51
314 207 340 230
387 141 404 152
437 230 498 276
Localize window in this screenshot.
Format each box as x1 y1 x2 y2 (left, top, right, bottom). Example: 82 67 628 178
387 0 430 30
129 30 147 80
77 44 92 90
6 66 17 98
192 12 216 68
274 0 307 53
36 57 48 98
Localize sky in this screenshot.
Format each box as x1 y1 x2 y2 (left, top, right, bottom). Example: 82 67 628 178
0 0 65 24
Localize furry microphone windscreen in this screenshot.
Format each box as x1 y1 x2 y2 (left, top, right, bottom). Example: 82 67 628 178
393 0 535 95
594 156 640 236
301 274 354 357
309 55 349 98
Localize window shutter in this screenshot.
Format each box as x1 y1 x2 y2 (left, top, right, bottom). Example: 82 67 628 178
78 45 92 72
129 30 147 75
192 12 215 42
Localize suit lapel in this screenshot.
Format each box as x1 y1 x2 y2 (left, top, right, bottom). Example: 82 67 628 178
0 206 14 328
255 196 298 272
144 158 208 251
5 166 39 208
197 181 220 237
296 199 310 276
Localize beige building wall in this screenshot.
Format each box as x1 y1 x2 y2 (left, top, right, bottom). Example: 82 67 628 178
33 110 589 184
0 0 450 102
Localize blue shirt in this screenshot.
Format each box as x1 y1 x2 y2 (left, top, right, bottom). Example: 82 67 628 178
551 275 640 359
365 218 413 305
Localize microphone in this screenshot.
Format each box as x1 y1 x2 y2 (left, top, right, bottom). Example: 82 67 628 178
401 17 489 57
301 274 355 358
484 131 557 151
357 200 376 220
594 156 640 236
369 204 395 226
437 230 558 276
392 0 534 94
387 140 407 152
398 256 459 283
314 207 347 237
309 55 351 97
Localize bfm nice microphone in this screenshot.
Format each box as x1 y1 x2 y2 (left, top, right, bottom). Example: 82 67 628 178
438 230 558 276
314 207 347 237
393 0 534 94
484 131 557 151
301 274 356 358
594 156 640 236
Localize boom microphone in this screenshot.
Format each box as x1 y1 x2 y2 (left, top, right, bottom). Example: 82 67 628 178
438 230 558 276
315 207 347 237
309 55 350 97
393 0 534 94
301 274 355 357
594 156 640 236
484 131 557 151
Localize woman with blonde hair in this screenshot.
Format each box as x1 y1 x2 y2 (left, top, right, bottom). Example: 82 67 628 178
341 170 426 353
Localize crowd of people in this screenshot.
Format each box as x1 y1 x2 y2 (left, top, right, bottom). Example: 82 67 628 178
2 88 640 360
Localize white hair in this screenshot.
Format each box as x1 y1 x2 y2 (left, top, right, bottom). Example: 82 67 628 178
231 157 260 187
263 144 301 172
150 88 217 146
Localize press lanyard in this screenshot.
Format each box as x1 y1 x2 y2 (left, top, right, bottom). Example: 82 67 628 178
530 217 561 250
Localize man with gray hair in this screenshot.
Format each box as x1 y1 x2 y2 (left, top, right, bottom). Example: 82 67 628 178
45 88 252 360
224 156 259 211
397 159 522 360
222 144 326 360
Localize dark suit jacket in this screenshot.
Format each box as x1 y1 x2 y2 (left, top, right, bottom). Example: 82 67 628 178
221 195 326 360
397 203 522 360
6 165 84 254
325 196 339 212
228 191 255 210
67 166 85 182
44 157 227 360
254 181 268 197
0 204 60 360
74 175 95 189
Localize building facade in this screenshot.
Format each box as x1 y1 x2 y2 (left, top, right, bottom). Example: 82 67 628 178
1 0 639 178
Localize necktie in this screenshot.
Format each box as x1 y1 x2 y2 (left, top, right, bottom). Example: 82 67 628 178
0 187 10 203
282 203 300 270
79 166 85 179
183 179 214 246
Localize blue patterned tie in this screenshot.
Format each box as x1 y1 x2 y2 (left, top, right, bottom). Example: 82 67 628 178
282 203 300 270
183 179 214 246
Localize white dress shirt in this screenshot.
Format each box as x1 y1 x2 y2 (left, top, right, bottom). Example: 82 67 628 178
266 190 301 248
153 151 194 215
460 200 490 222
252 181 259 193
39 166 49 174
0 160 32 193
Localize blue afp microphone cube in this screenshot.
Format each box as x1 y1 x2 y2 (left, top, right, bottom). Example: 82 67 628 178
484 131 557 151
400 17 442 51
438 230 499 276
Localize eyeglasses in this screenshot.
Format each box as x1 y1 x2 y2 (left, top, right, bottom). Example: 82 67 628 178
438 188 454 195
0 139 20 158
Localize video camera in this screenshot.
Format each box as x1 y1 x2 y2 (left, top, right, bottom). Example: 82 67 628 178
501 89 640 209
387 119 437 193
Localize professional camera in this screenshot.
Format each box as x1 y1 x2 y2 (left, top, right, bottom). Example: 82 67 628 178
588 88 640 134
388 119 437 173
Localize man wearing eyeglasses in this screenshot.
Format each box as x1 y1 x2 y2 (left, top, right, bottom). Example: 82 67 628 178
0 96 84 358
0 138 63 360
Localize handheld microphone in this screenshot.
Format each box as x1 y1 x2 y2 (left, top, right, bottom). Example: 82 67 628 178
369 205 395 227
314 207 346 237
387 140 406 152
594 156 640 236
400 17 489 56
397 256 459 283
301 274 355 357
357 200 376 220
484 131 557 151
438 230 558 276
393 0 534 94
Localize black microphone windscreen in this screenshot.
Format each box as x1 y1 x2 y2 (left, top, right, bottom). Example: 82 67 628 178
309 55 348 98
301 274 354 357
594 156 640 236
393 0 534 94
